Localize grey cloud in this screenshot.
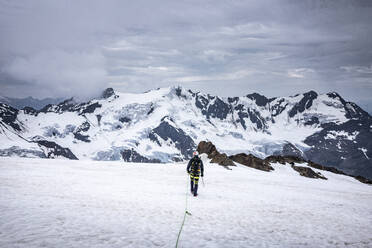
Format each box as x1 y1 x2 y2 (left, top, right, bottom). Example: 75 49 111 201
0 0 371 112
2 50 107 99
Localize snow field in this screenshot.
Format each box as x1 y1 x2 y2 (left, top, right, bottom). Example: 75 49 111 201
0 157 371 248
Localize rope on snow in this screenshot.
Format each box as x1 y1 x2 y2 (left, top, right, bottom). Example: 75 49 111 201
175 174 192 248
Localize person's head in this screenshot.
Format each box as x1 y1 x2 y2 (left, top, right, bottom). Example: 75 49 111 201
193 151 199 157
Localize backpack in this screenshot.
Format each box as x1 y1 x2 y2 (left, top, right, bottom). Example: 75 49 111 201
191 158 201 172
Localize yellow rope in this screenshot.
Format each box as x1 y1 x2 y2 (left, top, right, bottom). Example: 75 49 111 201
175 174 192 248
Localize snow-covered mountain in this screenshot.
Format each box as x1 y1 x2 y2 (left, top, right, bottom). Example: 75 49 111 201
1 86 371 178
0 95 62 110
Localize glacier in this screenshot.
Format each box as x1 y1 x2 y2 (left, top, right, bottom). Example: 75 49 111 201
0 156 371 248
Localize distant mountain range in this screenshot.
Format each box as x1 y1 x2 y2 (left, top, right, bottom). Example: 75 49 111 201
1 86 371 179
0 96 62 110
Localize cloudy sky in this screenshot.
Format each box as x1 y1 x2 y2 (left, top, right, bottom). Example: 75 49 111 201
0 0 371 111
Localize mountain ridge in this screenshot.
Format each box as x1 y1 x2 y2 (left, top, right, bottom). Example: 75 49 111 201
0 86 371 178
0 95 63 110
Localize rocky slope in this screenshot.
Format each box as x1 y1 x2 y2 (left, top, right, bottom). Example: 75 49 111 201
197 140 371 184
0 86 371 178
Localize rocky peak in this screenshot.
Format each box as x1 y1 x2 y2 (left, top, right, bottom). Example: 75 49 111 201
197 141 235 167
327 92 345 102
288 90 318 117
39 97 76 113
0 103 21 131
246 93 274 107
102 88 116 99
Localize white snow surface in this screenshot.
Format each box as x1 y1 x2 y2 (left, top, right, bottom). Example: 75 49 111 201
1 157 371 248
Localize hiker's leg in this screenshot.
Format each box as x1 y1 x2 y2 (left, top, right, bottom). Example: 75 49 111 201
193 176 199 196
190 174 194 193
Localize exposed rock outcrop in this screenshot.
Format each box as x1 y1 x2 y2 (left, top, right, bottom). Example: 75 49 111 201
264 155 306 165
291 165 327 180
196 140 372 184
149 118 195 159
36 140 78 160
197 141 235 166
0 103 22 131
229 153 274 172
102 88 116 99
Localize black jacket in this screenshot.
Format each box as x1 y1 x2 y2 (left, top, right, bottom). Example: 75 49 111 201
187 156 204 176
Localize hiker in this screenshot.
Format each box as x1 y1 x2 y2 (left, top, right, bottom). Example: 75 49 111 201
187 151 204 197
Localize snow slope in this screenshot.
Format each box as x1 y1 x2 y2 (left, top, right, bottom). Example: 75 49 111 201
1 157 371 248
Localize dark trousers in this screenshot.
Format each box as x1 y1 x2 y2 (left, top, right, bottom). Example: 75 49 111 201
190 173 199 195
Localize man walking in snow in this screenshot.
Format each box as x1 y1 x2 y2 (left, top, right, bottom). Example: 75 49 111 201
187 151 204 197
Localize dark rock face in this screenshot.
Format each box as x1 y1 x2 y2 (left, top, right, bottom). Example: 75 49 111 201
39 98 76 113
194 93 268 130
229 153 274 171
102 88 115 99
327 92 370 121
304 116 319 126
149 119 195 159
233 104 267 130
289 91 318 117
345 102 371 120
197 141 235 166
0 146 46 158
270 98 288 117
0 103 21 131
195 94 231 120
147 105 155 115
236 108 249 129
22 106 38 115
77 121 90 132
40 98 102 115
194 93 269 131
35 140 78 160
96 115 102 125
207 97 231 120
247 108 266 130
174 86 187 99
195 95 209 114
73 133 90 142
291 165 327 180
304 117 372 179
121 149 161 163
73 121 91 142
119 117 131 123
246 93 274 107
273 143 304 159
81 102 102 114
264 155 306 165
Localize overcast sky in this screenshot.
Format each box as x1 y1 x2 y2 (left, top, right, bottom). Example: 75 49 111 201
0 0 371 111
